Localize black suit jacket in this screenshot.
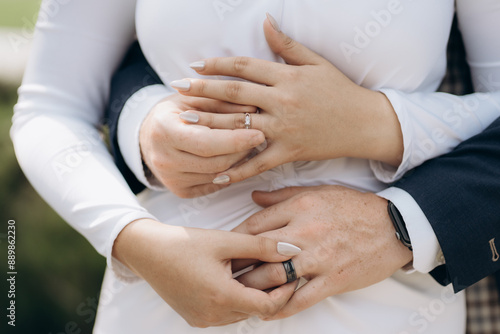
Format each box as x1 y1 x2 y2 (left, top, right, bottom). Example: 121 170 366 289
394 118 500 293
104 35 500 294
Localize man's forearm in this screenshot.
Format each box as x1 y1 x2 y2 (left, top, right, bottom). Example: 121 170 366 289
394 116 500 292
105 41 163 194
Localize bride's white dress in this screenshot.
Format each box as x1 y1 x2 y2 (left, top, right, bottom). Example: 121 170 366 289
11 0 500 333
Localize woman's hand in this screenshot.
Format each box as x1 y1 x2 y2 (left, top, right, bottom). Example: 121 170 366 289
112 219 298 327
139 93 264 197
170 14 403 184
231 185 413 320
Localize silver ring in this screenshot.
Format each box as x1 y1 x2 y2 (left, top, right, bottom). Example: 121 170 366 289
282 259 297 283
244 113 251 129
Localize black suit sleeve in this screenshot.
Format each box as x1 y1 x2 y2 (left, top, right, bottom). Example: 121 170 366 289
394 117 500 292
104 41 162 194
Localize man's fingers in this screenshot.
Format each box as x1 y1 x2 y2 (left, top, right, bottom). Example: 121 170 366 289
232 203 291 235
158 149 251 174
188 96 257 114
267 277 328 320
179 110 268 132
172 125 265 157
252 186 319 208
263 14 324 66
237 260 305 291
190 56 286 86
170 78 272 109
232 259 260 274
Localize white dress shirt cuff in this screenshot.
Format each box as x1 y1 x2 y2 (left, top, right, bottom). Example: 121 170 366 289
105 211 157 283
117 84 174 191
377 187 445 274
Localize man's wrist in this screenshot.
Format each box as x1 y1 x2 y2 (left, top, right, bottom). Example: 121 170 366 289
387 201 413 251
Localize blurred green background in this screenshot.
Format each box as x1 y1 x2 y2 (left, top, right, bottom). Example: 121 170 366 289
1 2 105 333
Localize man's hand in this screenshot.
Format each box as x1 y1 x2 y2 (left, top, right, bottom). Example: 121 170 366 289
232 185 413 320
113 219 298 327
139 94 264 198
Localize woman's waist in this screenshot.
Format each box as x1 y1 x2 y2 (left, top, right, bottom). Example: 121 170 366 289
138 158 386 230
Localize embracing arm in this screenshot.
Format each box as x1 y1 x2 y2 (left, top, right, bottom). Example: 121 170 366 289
105 41 164 194
11 1 295 326
10 0 152 280
393 116 500 292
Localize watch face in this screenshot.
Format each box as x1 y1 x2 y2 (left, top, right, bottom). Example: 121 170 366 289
388 201 412 250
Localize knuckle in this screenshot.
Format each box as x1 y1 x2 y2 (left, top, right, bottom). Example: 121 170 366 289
224 82 242 101
188 318 209 328
254 160 270 174
232 56 250 74
260 300 279 317
282 36 296 52
266 264 286 284
234 114 246 130
282 68 300 82
257 236 272 256
196 79 208 95
243 217 261 235
293 193 317 211
205 113 216 128
173 188 194 199
148 154 166 171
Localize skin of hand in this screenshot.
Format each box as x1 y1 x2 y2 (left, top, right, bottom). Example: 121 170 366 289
170 15 404 185
231 185 413 320
139 93 265 198
112 218 298 327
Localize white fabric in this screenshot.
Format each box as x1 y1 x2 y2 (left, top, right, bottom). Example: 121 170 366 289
10 0 500 333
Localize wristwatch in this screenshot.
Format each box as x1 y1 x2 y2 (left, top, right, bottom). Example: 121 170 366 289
387 201 412 251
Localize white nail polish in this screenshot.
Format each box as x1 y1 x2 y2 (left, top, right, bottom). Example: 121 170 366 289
277 242 301 256
189 61 205 70
170 80 191 91
266 12 281 33
213 175 230 184
179 112 199 124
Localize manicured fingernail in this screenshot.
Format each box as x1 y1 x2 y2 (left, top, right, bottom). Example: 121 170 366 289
213 175 230 184
170 80 191 91
266 13 281 32
277 242 301 256
189 61 205 71
179 112 199 124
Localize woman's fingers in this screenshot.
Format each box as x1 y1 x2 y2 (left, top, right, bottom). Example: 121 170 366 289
218 233 288 263
170 78 272 108
266 277 328 320
232 280 298 318
190 56 286 86
179 110 268 132
236 260 305 291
